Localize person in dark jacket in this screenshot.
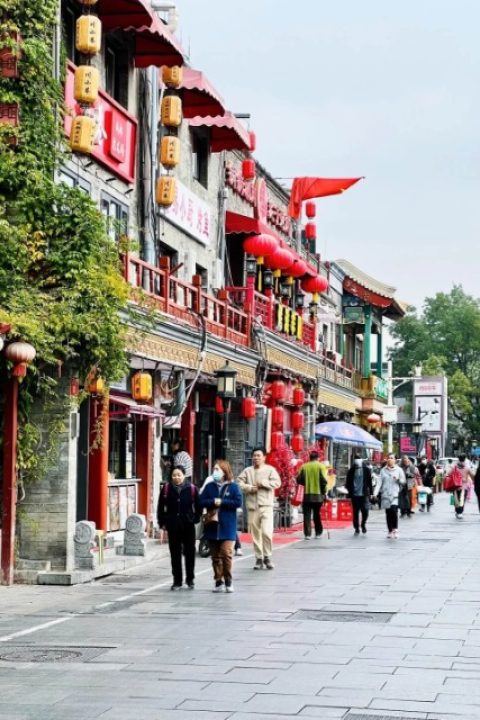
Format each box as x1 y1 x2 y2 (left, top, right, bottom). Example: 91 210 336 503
296 451 328 538
346 455 373 535
200 459 242 593
157 465 201 591
418 457 436 511
399 456 416 517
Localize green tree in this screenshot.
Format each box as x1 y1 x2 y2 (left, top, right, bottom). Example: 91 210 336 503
390 287 480 439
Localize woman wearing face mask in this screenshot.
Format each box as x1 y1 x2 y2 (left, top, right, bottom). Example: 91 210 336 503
200 460 242 593
346 455 373 535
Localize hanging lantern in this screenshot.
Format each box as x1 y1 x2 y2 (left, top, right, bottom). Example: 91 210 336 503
265 245 294 271
271 380 286 402
291 411 305 431
293 386 305 406
162 65 183 88
156 176 176 206
131 372 152 402
305 222 316 241
272 405 284 429
160 135 180 167
285 257 308 278
161 95 182 127
242 158 256 181
70 115 96 154
367 413 381 424
243 233 276 266
86 375 105 395
241 397 256 420
301 274 329 294
76 15 102 55
270 431 284 451
249 130 256 152
4 341 36 378
291 433 304 454
305 201 316 218
215 396 224 414
74 65 99 104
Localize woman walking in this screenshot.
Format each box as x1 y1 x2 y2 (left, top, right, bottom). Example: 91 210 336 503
200 460 242 593
447 455 474 519
157 466 201 590
374 453 406 539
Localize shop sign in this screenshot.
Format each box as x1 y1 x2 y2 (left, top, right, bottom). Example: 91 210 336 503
400 435 416 454
225 160 292 237
414 378 444 396
161 178 211 246
343 306 365 324
64 63 137 184
375 377 388 401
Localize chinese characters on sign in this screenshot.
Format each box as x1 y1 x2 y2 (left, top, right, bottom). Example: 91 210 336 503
161 179 212 246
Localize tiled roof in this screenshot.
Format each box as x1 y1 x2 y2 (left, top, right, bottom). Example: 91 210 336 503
335 259 396 299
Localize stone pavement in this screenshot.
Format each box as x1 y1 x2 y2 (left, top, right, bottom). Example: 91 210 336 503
0 493 480 719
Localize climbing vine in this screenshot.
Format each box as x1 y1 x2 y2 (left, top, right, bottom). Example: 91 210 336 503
0 2 133 484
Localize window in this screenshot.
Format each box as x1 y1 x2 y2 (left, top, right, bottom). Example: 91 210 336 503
101 192 129 241
58 168 91 194
195 263 208 290
191 128 209 188
61 1 80 64
105 37 129 108
159 241 178 270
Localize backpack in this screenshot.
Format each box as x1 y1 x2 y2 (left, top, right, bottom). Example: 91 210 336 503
444 465 463 492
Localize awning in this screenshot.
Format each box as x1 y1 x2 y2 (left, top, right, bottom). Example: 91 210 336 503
179 68 225 119
98 0 155 32
188 113 251 152
225 211 272 237
109 394 162 418
131 16 184 68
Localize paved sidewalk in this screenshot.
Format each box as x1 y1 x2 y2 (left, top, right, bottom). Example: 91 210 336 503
0 493 480 719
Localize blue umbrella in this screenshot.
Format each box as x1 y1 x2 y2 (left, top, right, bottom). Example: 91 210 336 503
315 420 383 450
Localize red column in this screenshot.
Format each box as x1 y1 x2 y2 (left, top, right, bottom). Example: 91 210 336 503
181 397 195 459
136 419 153 522
2 376 18 585
88 395 109 531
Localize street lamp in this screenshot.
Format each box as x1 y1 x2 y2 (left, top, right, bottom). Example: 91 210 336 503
412 419 423 455
245 255 257 277
215 361 238 459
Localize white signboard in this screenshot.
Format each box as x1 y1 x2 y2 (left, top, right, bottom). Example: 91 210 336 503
383 405 398 423
414 379 444 396
414 396 442 432
161 179 211 246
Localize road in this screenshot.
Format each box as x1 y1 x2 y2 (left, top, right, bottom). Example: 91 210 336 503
0 493 480 719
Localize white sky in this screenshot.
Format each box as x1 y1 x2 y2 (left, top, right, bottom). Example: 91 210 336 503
175 0 480 310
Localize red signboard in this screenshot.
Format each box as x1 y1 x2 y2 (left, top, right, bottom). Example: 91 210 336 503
64 63 137 184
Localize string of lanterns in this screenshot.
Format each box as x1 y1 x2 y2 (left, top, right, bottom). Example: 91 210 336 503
156 65 183 207
269 381 306 454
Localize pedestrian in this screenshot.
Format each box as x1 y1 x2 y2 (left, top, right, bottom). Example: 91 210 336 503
157 465 201 590
417 457 436 512
200 470 243 556
200 460 242 593
172 439 193 482
446 454 474 519
374 453 406 539
399 455 416 517
474 462 480 514
345 454 373 535
296 451 328 539
238 447 281 570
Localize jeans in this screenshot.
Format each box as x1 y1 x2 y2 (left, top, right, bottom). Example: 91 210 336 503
302 501 323 537
385 505 398 532
454 488 465 515
352 496 369 531
167 521 196 586
209 540 234 585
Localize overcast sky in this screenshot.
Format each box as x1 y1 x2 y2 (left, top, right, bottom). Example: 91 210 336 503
176 0 479 310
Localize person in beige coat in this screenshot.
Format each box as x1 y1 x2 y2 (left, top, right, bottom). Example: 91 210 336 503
238 447 281 569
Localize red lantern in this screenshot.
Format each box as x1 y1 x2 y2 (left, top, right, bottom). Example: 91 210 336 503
242 158 256 181
301 275 329 294
285 257 308 278
272 405 284 429
270 431 284 450
249 130 256 152
215 397 224 414
291 411 304 431
265 245 294 271
305 201 316 218
243 234 277 262
367 413 381 423
293 386 305 406
291 434 304 453
242 397 256 419
271 380 286 402
4 341 36 378
305 222 316 241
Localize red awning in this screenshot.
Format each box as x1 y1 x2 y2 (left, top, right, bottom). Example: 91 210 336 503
131 16 184 68
225 211 273 237
109 394 162 418
98 0 155 32
179 68 225 119
188 113 251 152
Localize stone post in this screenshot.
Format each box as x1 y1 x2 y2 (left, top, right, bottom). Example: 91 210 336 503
74 520 97 570
123 513 147 556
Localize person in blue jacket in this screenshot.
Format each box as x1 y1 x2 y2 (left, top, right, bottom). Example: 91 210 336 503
200 459 242 593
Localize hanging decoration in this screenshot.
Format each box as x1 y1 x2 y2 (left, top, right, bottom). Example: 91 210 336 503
157 65 184 207
241 396 256 420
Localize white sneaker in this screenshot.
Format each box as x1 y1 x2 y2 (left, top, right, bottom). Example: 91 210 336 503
212 582 224 593
235 549 243 556
387 532 393 539
225 584 234 593
393 529 399 539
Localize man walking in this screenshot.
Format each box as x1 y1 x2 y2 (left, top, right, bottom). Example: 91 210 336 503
417 456 435 511
238 447 281 569
346 455 373 535
296 451 328 538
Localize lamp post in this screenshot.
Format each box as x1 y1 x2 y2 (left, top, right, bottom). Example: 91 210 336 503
412 419 423 456
215 361 238 460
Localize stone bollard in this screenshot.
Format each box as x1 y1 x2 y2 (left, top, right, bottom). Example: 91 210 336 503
123 513 147 556
74 520 97 570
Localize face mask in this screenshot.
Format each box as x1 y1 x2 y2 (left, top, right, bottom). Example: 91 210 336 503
212 469 224 482
354 459 363 468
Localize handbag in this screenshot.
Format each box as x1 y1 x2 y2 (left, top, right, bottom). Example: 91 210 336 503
203 507 219 525
291 483 304 507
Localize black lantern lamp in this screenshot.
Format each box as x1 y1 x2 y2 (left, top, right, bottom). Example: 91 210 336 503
263 268 274 290
280 281 290 299
295 292 305 309
246 255 257 277
309 299 318 317
215 360 238 400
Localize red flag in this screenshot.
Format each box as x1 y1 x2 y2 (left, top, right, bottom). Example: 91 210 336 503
288 177 364 219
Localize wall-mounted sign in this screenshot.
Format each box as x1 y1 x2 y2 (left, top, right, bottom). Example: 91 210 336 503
343 306 365 324
160 178 211 246
374 376 388 401
414 379 444 396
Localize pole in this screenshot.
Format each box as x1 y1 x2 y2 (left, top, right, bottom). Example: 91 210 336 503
2 375 19 585
387 360 393 454
221 400 230 460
